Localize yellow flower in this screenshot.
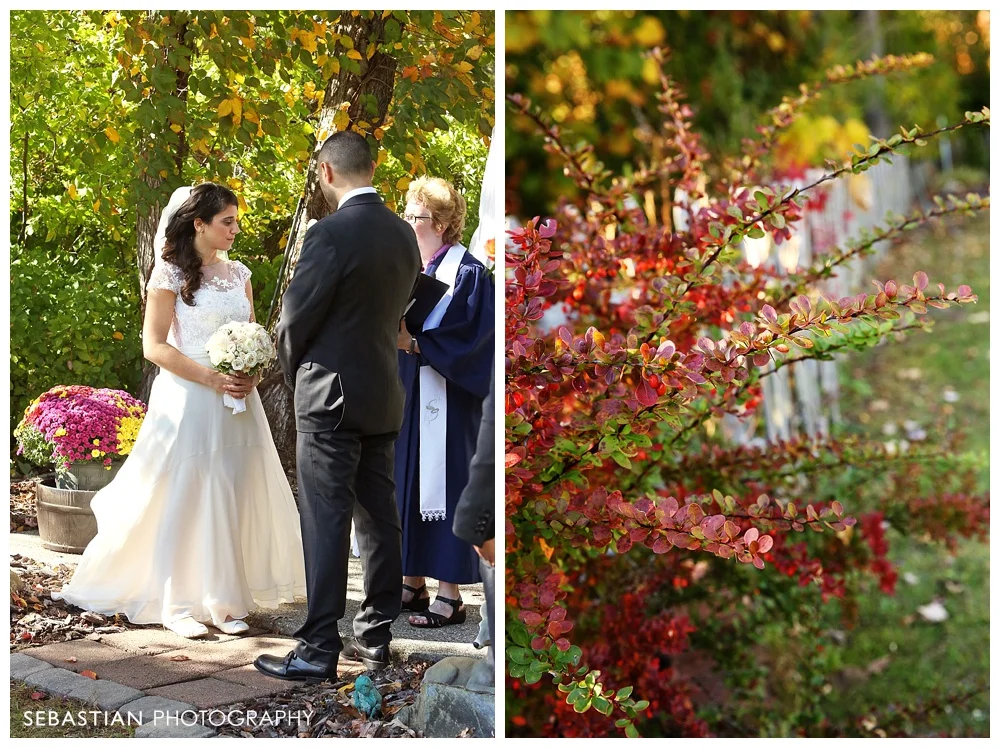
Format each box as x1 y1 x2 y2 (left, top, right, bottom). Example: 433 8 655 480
55 428 67 437
93 439 100 446
91 449 100 458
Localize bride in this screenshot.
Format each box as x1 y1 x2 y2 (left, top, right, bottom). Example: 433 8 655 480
55 183 307 639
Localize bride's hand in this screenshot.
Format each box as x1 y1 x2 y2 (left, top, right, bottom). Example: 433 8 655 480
230 372 258 399
205 369 247 397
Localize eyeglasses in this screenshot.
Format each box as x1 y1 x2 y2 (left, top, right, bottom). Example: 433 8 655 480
403 213 433 224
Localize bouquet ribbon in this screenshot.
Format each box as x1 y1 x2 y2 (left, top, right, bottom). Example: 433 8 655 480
223 393 247 414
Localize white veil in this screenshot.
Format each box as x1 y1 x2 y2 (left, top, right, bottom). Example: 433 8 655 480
152 185 229 271
468 127 497 268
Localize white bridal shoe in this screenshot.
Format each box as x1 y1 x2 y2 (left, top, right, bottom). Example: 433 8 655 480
165 616 210 639
217 618 250 635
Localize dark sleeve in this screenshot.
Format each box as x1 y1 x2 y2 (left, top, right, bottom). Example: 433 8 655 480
276 222 340 390
416 264 494 399
453 374 495 545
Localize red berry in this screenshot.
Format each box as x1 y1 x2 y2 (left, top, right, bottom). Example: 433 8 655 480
648 374 660 388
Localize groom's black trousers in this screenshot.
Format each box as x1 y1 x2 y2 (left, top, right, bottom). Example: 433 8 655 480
292 429 402 667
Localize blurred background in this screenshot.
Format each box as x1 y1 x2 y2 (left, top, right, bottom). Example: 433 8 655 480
506 9 989 217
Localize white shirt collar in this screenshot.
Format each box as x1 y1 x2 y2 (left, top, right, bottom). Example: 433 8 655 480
338 186 378 209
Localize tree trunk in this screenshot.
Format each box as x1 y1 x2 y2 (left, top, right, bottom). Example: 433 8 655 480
135 14 191 404
259 13 399 473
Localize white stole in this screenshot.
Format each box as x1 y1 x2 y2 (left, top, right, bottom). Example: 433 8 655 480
418 244 466 521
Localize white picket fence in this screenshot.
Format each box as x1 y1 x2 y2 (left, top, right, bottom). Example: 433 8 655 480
523 155 916 447
727 155 914 446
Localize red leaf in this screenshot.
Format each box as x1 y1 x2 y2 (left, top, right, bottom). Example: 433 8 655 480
635 378 659 408
505 452 523 469
29 691 47 701
913 271 928 291
80 670 98 680
521 611 544 627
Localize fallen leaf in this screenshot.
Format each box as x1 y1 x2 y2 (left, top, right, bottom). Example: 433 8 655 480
30 691 47 701
168 655 191 662
64 657 78 663
916 600 948 623
866 655 891 675
80 670 98 680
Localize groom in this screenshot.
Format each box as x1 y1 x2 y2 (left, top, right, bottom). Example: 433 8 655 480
255 131 421 681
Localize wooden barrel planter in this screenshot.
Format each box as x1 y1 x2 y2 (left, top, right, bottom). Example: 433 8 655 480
36 462 121 554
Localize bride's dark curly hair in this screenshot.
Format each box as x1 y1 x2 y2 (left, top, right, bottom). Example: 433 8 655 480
160 183 239 306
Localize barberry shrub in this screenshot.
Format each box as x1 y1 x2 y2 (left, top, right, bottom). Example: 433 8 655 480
505 50 989 738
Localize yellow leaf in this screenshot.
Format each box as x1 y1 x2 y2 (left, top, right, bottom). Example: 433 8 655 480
333 108 350 132
324 57 340 78
396 177 411 190
298 30 317 53
169 123 182 133
356 120 370 130
158 170 169 179
373 127 384 141
237 195 248 214
244 109 259 124
456 61 473 73
93 200 101 212
112 331 124 341
104 126 120 143
239 36 256 50
471 11 480 27
347 49 362 60
466 45 483 61
382 9 391 18
218 99 233 118
231 97 243 126
35 42 45 53
376 149 387 167
366 42 376 60
68 184 78 200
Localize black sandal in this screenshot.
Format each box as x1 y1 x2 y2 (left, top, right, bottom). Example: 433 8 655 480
401 583 430 612
408 595 466 628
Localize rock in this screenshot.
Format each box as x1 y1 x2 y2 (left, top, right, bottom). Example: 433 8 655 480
396 656 494 738
11 568 25 592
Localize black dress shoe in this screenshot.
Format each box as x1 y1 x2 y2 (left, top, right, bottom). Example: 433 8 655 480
254 651 336 683
341 639 390 670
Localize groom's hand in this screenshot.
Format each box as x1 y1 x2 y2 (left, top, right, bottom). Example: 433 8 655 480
474 538 495 567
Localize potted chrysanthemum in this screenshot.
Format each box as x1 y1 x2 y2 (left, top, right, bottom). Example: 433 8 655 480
14 385 146 553
15 385 147 488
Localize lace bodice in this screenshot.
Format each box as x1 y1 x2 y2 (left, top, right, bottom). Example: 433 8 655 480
147 260 253 351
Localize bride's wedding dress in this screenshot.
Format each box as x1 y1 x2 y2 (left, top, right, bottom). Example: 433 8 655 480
56 259 306 629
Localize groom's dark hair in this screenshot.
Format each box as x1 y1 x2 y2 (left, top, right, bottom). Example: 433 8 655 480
318 131 374 179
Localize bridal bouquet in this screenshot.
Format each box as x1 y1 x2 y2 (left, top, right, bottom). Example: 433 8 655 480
205 321 276 414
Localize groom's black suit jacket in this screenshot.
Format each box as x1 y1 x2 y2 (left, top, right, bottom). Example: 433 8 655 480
276 192 420 435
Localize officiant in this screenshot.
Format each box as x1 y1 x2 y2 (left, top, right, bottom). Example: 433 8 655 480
394 176 494 628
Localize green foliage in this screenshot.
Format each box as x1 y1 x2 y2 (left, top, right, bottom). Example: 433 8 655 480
10 245 143 436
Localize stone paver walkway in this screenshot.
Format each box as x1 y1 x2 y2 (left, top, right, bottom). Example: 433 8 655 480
11 530 488 737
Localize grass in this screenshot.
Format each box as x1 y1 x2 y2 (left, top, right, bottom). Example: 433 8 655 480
10 680 136 738
820 212 990 735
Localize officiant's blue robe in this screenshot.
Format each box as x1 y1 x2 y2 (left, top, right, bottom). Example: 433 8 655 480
395 249 494 585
